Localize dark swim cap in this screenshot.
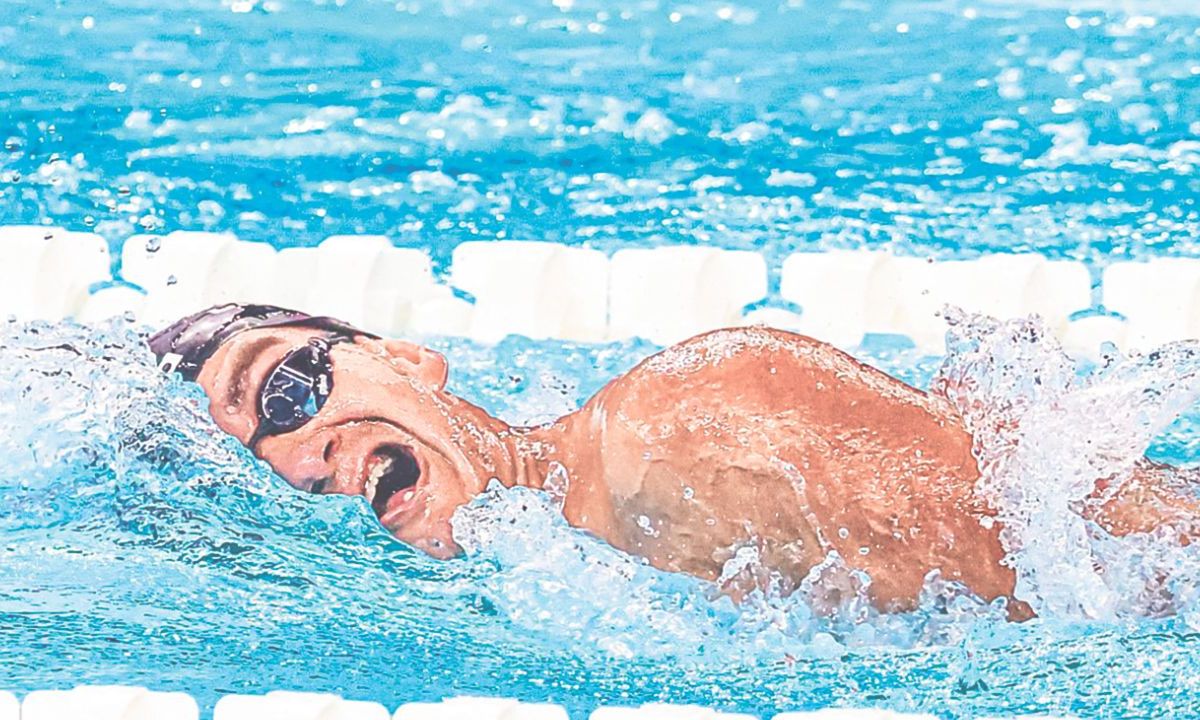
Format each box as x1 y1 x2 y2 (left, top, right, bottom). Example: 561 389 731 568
148 303 378 381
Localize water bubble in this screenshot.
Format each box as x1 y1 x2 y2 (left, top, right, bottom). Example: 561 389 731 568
166 275 177 286
117 185 131 197
838 527 850 539
682 486 695 500
145 237 161 253
82 215 96 227
121 310 136 322
3 137 20 151
859 546 870 555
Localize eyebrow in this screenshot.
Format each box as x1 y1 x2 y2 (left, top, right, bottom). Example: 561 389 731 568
223 336 289 414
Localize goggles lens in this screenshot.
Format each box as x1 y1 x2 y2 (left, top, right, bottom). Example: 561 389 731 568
258 338 337 437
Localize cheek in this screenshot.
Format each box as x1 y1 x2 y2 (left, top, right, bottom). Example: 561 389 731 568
200 388 257 445
257 434 330 488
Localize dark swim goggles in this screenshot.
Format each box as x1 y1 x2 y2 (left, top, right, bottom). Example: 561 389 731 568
247 334 355 450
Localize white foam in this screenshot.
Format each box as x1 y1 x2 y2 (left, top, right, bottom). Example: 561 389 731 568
451 240 609 343
608 247 767 345
213 690 389 720
0 692 15 720
22 685 198 720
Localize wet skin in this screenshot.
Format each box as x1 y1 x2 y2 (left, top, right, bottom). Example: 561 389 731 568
195 325 1200 617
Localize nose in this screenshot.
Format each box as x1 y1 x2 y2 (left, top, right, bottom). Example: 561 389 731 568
256 432 345 495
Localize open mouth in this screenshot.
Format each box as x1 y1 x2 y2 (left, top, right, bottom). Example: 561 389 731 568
364 443 421 518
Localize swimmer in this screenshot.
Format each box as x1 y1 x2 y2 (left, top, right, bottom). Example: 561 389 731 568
150 303 1200 619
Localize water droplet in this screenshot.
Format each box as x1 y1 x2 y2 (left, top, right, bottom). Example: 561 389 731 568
838 527 850 539
3 137 20 151
145 236 161 252
117 185 131 196
682 486 695 500
42 232 53 241
166 274 177 286
82 215 96 227
121 310 136 322
858 546 870 555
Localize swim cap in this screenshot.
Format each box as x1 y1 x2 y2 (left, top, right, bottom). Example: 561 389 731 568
148 303 377 381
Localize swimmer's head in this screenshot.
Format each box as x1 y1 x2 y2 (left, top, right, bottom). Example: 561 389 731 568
150 303 515 559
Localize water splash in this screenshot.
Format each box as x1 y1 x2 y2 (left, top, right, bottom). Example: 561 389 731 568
933 308 1200 621
5 317 1200 717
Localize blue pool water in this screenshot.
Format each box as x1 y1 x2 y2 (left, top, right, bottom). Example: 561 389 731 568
5 0 1200 718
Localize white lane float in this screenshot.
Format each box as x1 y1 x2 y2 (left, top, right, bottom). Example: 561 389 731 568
883 254 1092 354
273 236 470 337
778 250 897 349
21 685 198 720
451 240 609 343
1103 258 1200 350
590 703 757 718
213 690 390 720
608 246 767 346
391 696 568 719
772 710 937 719
120 231 237 325
0 226 1145 359
0 226 110 321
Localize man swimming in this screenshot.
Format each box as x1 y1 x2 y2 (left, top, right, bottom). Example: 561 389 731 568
150 303 1200 619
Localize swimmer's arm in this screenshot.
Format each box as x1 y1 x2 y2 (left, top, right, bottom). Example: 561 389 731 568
1087 459 1200 541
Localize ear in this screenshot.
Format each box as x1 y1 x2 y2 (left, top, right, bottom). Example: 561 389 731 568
383 339 448 390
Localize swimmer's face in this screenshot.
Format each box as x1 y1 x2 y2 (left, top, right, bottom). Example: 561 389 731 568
194 326 495 559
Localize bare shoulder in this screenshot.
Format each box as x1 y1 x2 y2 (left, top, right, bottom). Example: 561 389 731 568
594 325 947 417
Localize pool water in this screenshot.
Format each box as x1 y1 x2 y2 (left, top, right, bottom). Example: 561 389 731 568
4 0 1200 718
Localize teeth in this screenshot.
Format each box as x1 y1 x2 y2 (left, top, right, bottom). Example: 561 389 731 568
365 456 392 504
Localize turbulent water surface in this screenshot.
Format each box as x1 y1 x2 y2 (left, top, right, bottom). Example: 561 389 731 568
5 0 1200 718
